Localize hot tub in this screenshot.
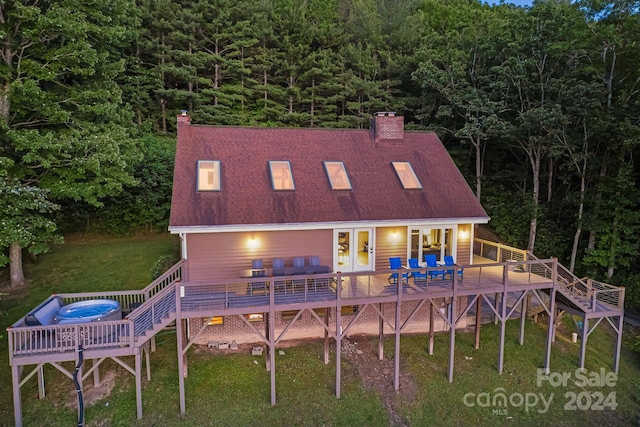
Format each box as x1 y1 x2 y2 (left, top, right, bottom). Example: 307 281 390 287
54 299 122 324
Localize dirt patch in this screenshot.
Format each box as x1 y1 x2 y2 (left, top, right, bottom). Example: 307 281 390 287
65 370 118 410
341 337 416 427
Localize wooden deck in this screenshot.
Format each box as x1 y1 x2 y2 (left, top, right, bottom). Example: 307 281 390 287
7 242 627 427
8 257 622 366
178 259 559 319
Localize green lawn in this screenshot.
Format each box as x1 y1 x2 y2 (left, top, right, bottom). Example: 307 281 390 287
1 234 639 426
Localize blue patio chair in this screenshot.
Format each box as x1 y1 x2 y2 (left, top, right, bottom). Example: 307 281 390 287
408 257 427 282
424 254 446 279
293 257 305 268
272 258 286 278
251 259 264 269
444 255 463 279
388 257 408 284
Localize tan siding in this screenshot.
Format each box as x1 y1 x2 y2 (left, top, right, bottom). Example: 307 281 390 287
186 230 332 281
375 226 408 269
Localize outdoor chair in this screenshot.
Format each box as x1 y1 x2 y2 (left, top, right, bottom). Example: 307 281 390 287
293 257 305 268
424 254 446 279
251 259 264 269
271 258 286 290
408 257 427 282
272 258 285 275
444 255 463 279
388 257 408 284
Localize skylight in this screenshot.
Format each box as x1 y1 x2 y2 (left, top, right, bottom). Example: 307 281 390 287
269 161 295 190
197 160 221 191
324 161 352 190
392 162 422 189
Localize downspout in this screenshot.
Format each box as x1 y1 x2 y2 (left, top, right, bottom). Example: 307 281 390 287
73 346 84 427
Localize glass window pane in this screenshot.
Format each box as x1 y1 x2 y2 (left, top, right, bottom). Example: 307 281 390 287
392 162 422 189
269 161 295 190
324 161 352 190
197 160 221 191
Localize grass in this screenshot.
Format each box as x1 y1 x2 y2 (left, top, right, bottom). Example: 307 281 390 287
1 234 640 426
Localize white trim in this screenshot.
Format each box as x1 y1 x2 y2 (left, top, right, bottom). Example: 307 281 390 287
180 233 188 259
169 217 489 234
469 226 476 265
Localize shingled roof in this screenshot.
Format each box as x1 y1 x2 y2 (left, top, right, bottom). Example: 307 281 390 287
169 114 488 229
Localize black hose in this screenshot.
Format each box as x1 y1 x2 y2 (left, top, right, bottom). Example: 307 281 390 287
73 346 84 427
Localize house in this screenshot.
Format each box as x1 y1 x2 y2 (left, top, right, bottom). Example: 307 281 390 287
169 112 490 343
7 113 625 425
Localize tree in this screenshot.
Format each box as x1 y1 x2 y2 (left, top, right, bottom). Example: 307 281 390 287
0 162 61 286
413 0 507 202
497 0 590 254
0 0 140 287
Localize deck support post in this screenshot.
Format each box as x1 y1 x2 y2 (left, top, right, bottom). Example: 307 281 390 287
336 273 342 399
12 364 23 427
269 280 276 406
378 303 384 360
93 359 101 387
519 292 528 345
543 286 557 373
145 343 152 381
265 314 270 372
324 308 330 365
447 297 457 383
614 315 624 374
151 335 156 352
474 297 481 350
135 351 143 419
552 310 564 343
494 293 500 324
498 265 509 375
579 316 589 369
429 301 435 355
394 282 402 391
37 365 46 399
176 288 186 415
498 291 507 375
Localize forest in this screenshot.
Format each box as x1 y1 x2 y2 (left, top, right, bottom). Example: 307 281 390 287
1 0 640 310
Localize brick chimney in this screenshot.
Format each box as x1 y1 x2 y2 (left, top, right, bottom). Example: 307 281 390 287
370 112 404 141
177 110 191 127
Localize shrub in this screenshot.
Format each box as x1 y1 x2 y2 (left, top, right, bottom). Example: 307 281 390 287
150 255 177 281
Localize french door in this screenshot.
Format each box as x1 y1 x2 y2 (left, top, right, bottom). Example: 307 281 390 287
409 226 454 263
334 228 374 272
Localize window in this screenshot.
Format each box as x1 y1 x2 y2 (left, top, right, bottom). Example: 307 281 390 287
324 162 352 190
313 308 327 316
281 310 300 320
269 161 295 190
341 305 358 316
246 313 264 322
207 316 224 325
197 160 221 191
392 162 422 189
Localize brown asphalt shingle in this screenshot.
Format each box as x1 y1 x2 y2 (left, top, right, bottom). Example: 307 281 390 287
169 119 488 228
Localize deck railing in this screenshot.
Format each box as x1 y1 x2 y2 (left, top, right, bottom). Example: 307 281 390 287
474 238 527 262
474 238 624 312
8 319 132 361
142 259 184 299
57 291 146 313
127 282 178 341
8 260 185 362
